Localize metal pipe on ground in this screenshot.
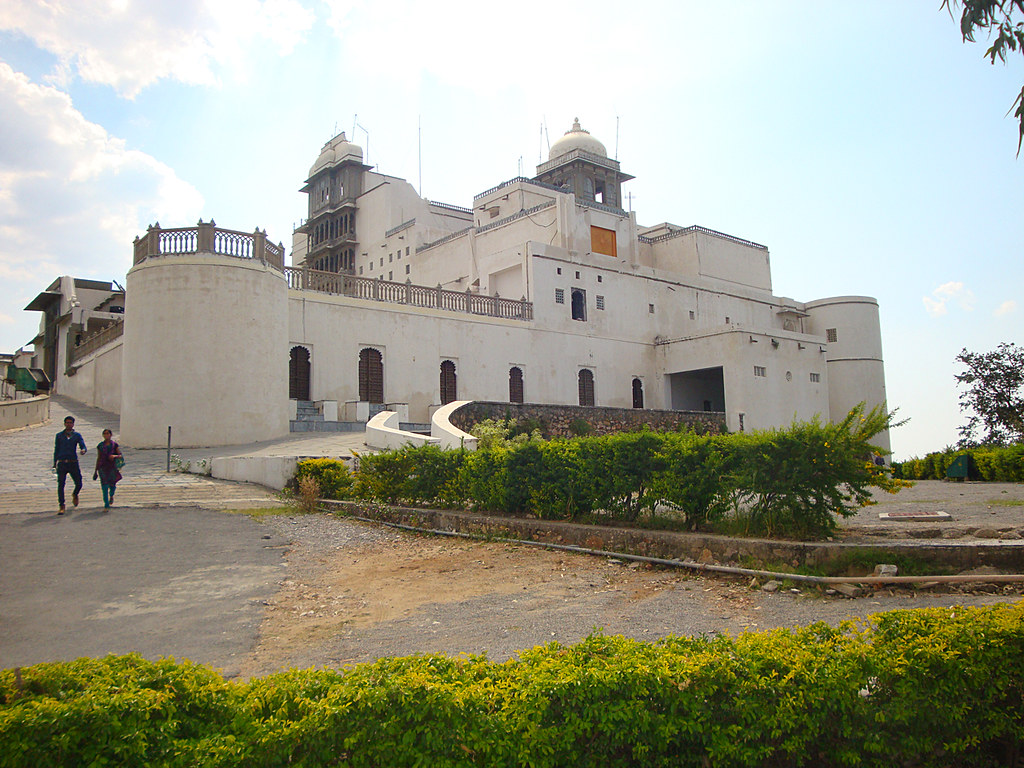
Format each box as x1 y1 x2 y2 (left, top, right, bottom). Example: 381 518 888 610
333 508 1024 587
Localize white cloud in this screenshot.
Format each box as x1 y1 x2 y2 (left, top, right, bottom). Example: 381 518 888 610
0 0 314 97
0 62 203 349
923 280 975 317
994 300 1017 317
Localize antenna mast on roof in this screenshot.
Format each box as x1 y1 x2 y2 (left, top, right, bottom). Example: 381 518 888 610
615 115 620 161
418 115 422 196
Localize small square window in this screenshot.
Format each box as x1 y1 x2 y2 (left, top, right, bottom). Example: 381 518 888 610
810 372 821 383
826 328 838 343
754 366 767 377
575 271 581 279
649 304 655 314
725 316 731 324
555 288 565 304
689 310 695 320
596 295 605 310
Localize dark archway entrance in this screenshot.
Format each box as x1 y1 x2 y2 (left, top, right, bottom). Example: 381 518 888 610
440 360 457 404
358 348 384 403
509 366 524 403
632 377 644 409
578 369 595 406
289 346 311 401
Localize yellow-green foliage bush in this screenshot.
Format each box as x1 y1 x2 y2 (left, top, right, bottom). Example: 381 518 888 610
3 603 1023 767
894 444 1024 482
295 458 353 500
352 405 904 538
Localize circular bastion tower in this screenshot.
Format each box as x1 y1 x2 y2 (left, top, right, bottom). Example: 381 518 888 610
804 295 891 456
120 220 289 448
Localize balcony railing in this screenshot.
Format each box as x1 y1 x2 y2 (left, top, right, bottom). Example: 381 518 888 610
133 220 285 269
70 320 124 365
284 268 533 321
638 224 767 251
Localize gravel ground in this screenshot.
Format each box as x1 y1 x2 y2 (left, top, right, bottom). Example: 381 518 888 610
238 498 1024 678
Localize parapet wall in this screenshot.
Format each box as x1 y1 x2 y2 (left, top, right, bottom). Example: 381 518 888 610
449 401 726 438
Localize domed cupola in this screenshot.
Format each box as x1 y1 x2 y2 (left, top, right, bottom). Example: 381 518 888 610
308 132 364 177
548 118 607 160
534 118 633 210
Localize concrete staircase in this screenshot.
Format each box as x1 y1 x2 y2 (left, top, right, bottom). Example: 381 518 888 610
289 401 365 433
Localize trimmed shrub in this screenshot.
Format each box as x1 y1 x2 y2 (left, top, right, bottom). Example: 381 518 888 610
3 604 1023 767
295 458 352 500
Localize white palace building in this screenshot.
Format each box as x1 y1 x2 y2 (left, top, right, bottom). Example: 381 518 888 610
21 119 889 452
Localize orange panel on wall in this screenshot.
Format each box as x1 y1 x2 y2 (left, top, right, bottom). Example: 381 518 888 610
590 226 617 257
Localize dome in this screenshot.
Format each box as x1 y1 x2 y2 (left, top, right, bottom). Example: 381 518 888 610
548 118 607 160
308 132 364 176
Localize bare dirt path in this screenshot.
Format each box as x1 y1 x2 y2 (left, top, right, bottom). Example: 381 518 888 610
240 506 1023 679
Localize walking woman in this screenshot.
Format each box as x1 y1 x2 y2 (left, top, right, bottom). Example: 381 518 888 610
93 429 123 510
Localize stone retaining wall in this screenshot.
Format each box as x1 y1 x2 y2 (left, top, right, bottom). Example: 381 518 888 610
450 401 726 438
321 500 1024 572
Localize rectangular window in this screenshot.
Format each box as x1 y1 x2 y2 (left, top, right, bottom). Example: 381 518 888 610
689 310 695 320
591 226 617 257
556 267 562 275
725 316 731 324
369 262 373 271
596 295 605 310
389 253 393 262
555 288 565 304
649 304 655 314
575 271 581 279
597 275 603 283
379 257 384 267
405 246 409 256
388 271 393 280
405 264 410 275
810 372 821 383
826 328 838 343
754 366 767 377
359 266 364 275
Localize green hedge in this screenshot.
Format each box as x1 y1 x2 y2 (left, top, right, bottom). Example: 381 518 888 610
894 444 1024 482
3 603 1023 767
343 405 902 538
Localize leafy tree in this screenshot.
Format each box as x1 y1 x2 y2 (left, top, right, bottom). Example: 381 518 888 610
942 1 1024 154
955 341 1024 445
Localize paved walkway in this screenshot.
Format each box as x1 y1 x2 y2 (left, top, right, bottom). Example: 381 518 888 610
0 396 369 515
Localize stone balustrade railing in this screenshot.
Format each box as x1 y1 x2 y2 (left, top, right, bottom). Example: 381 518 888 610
133 220 285 270
70 320 124 365
283 268 533 321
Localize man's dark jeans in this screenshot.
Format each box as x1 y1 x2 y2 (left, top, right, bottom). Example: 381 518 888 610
56 460 82 506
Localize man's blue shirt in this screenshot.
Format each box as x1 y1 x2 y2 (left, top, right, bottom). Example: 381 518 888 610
54 430 86 464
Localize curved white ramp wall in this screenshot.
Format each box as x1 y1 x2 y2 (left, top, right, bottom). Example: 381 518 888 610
121 254 289 447
366 410 439 450
431 401 479 450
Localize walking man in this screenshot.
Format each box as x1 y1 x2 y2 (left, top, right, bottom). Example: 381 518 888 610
54 416 87 515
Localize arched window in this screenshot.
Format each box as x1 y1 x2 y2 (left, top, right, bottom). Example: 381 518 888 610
509 366 524 403
440 360 457 405
358 348 384 403
578 369 595 407
289 346 311 401
632 378 644 409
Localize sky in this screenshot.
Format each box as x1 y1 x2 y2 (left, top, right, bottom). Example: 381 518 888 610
0 0 1020 460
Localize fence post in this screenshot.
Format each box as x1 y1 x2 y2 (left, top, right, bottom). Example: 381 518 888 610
196 219 216 253
253 227 267 264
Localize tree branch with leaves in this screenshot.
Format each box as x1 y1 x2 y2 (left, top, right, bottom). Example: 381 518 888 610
943 0 1024 154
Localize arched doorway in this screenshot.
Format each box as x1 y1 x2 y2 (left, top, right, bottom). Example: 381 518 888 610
509 366 524 403
632 378 644 409
358 348 384 403
578 369 595 406
440 360 457 404
289 346 311 401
